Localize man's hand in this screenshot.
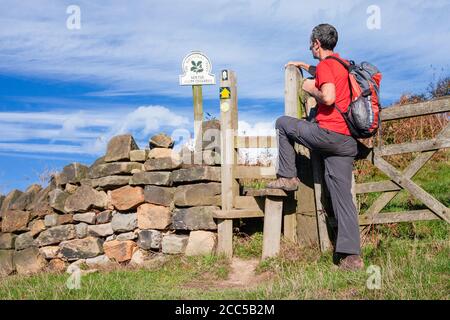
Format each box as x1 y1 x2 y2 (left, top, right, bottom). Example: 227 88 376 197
285 61 310 70
302 79 316 94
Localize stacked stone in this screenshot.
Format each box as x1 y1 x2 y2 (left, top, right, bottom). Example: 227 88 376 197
0 183 54 275
0 130 222 277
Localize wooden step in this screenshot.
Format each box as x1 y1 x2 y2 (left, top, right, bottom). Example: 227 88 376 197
213 209 264 219
243 188 292 197
234 196 265 210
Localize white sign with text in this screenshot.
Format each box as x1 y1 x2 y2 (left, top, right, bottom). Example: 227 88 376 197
179 51 216 86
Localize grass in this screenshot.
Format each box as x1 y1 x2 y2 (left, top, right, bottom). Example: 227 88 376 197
241 178 269 190
234 232 264 259
0 255 232 300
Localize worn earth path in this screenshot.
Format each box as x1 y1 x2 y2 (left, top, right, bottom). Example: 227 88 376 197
185 257 274 291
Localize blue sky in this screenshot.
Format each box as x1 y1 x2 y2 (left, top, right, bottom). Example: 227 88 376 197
1 0 449 194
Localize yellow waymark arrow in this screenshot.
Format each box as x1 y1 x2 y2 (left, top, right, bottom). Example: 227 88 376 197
220 87 231 99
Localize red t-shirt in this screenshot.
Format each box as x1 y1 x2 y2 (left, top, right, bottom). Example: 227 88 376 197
315 53 351 136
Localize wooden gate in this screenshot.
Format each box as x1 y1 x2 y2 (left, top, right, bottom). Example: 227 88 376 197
285 66 450 251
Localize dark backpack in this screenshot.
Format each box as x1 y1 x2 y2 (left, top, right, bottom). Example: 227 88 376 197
325 56 382 139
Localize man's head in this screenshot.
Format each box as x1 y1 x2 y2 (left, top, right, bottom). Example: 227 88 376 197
309 24 338 60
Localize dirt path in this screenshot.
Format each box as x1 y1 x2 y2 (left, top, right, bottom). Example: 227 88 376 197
185 257 273 290
219 258 261 287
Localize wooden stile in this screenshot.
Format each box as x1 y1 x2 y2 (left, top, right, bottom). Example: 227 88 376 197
215 64 449 258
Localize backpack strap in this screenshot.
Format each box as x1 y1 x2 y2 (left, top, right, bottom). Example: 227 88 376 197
325 55 352 70
323 55 354 107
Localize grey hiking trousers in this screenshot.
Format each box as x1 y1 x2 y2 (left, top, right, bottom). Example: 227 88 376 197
275 115 360 255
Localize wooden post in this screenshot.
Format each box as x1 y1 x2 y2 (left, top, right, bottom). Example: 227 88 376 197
294 95 319 246
284 65 302 118
283 65 302 243
262 196 284 259
284 65 332 252
193 85 203 157
217 70 239 257
284 65 322 247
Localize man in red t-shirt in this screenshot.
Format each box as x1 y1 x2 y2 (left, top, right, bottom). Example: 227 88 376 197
267 24 363 270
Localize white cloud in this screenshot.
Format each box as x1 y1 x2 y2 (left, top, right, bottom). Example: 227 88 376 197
238 120 276 136
0 105 190 156
113 106 189 136
0 0 448 102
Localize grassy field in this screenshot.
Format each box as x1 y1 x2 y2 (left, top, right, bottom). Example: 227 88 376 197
0 152 448 300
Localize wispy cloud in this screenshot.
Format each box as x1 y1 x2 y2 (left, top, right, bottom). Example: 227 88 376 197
0 105 190 156
0 0 448 102
0 143 89 154
0 102 277 161
0 152 81 162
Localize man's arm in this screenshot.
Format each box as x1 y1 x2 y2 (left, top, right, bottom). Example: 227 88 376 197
302 79 336 106
285 61 316 76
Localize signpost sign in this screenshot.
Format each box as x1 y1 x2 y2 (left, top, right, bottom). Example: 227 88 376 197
179 51 216 86
179 51 216 154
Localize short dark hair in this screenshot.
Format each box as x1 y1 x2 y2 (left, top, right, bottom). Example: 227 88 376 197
310 24 338 50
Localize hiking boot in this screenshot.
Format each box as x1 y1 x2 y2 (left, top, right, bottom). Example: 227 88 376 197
266 177 300 191
338 255 364 271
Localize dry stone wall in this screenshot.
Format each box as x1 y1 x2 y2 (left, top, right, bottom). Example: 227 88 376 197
0 129 222 276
